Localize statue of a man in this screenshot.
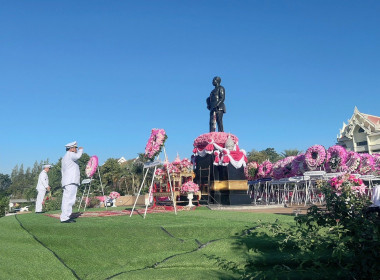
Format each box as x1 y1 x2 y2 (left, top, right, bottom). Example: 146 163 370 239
206 76 226 132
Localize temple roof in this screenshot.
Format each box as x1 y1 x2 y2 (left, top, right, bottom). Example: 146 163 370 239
338 107 380 140
362 113 380 126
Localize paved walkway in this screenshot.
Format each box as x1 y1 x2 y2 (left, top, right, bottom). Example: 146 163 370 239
207 204 310 215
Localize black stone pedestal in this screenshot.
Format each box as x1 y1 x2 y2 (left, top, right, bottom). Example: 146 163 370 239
194 154 252 205
210 190 252 205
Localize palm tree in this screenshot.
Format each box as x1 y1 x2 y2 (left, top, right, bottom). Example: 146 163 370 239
281 149 302 158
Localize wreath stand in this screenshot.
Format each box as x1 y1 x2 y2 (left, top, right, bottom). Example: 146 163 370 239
78 166 107 212
130 147 177 218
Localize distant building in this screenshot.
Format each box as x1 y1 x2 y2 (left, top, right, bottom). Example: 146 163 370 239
117 157 127 164
337 107 380 154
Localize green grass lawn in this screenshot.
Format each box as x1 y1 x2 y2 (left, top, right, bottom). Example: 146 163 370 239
0 208 297 280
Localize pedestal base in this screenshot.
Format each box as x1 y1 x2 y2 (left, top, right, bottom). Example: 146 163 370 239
210 190 251 205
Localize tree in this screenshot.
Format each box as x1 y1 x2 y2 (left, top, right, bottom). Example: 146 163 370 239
281 149 302 158
100 158 123 194
247 148 282 164
247 149 267 164
0 174 11 190
47 158 62 195
120 154 147 195
262 148 282 162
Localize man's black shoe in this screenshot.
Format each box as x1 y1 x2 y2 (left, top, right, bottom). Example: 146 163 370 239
35 212 45 214
61 219 75 223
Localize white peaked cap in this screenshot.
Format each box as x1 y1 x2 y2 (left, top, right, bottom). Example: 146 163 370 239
43 164 53 169
65 141 77 148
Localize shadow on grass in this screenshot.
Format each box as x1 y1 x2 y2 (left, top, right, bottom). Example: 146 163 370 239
205 222 348 280
70 212 83 219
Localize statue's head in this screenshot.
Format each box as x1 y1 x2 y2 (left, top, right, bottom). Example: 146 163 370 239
212 76 221 86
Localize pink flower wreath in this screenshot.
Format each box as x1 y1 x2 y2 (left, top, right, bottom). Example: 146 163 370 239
325 145 347 173
305 145 326 171
144 128 167 161
257 160 272 178
358 153 375 175
245 161 259 180
85 155 98 178
345 151 361 174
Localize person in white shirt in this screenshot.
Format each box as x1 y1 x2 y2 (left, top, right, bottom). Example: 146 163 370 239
35 164 52 213
60 141 83 223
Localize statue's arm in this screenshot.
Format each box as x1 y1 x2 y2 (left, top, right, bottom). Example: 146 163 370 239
206 97 210 110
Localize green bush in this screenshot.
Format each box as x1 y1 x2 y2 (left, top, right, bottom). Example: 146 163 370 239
0 195 9 217
216 174 380 279
293 174 380 279
43 197 62 212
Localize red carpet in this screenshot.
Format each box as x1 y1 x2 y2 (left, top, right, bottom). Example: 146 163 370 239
46 206 194 219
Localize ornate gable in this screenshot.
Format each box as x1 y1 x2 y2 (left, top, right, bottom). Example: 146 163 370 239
338 107 380 140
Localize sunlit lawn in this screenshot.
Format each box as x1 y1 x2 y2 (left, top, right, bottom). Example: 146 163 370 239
0 207 297 280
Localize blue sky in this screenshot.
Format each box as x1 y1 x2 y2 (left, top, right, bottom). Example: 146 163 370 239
1 1 379 175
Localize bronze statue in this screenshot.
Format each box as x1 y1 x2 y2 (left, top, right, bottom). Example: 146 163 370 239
206 76 226 132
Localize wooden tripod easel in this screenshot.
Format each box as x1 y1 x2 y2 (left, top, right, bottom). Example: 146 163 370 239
129 147 177 218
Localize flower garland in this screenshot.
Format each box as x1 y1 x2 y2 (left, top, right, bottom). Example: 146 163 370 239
345 151 361 174
305 145 326 170
358 153 375 175
85 155 98 178
180 181 199 193
144 128 167 161
192 133 247 169
257 160 272 178
325 145 348 173
245 161 259 180
193 132 239 149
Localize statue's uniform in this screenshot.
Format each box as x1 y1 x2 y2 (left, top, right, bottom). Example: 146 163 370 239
207 85 226 132
60 148 83 222
35 170 49 212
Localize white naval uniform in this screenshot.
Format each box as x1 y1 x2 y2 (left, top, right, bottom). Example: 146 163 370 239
60 148 83 222
35 170 49 212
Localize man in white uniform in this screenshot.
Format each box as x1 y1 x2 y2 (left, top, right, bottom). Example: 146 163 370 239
60 141 83 223
35 164 52 213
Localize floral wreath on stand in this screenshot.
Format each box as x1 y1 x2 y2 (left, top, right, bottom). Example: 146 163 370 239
144 128 168 161
281 156 296 178
85 155 99 178
325 145 348 173
345 151 361 174
305 145 326 171
180 181 200 194
358 153 375 175
257 160 272 178
272 159 284 180
245 161 259 180
373 154 380 175
291 154 307 176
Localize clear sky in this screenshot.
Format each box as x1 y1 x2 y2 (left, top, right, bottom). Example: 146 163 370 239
1 1 379 175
